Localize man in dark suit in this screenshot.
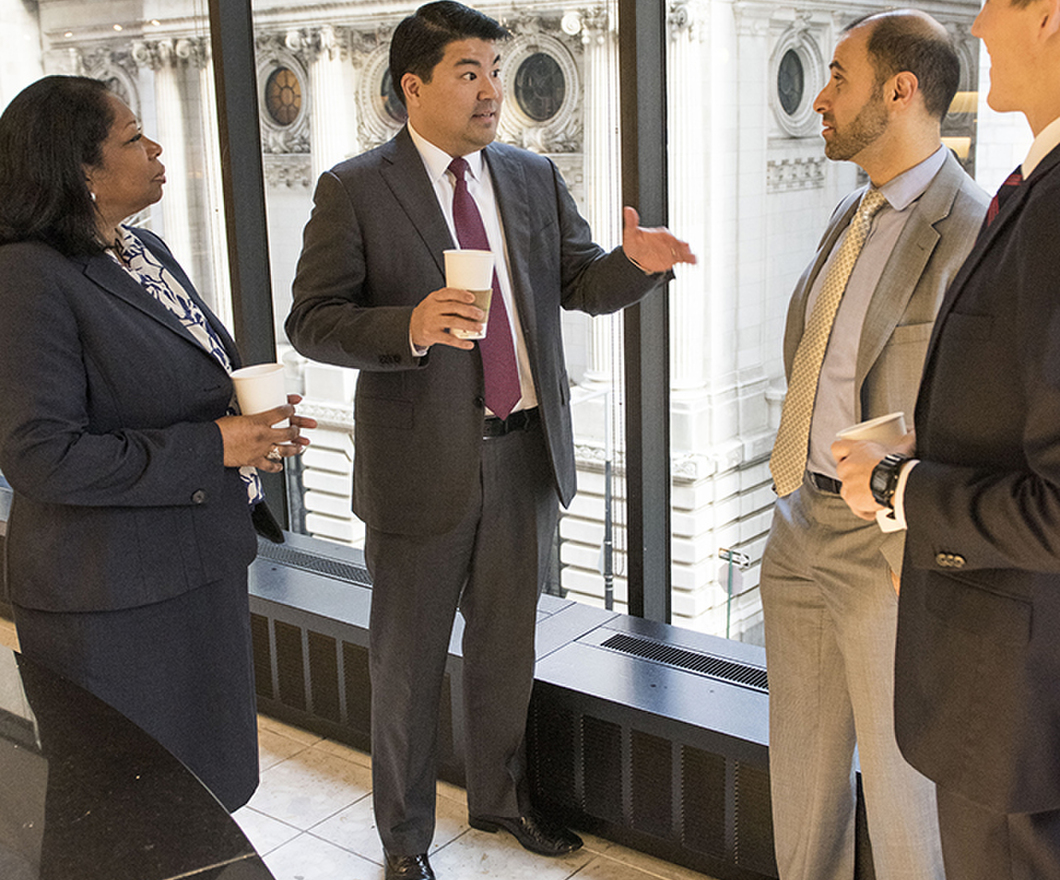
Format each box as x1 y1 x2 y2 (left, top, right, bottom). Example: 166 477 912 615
761 12 986 880
834 0 1060 874
285 4 693 878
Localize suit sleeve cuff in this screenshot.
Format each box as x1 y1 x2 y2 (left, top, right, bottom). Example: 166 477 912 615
891 459 918 529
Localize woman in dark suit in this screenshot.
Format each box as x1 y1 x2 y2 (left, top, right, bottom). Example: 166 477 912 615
0 75 313 811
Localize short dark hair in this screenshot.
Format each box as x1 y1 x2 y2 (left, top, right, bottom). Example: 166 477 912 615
845 10 961 123
389 1 509 108
0 75 115 256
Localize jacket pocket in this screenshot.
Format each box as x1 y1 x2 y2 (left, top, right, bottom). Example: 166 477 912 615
889 321 934 344
925 570 1031 646
355 395 413 430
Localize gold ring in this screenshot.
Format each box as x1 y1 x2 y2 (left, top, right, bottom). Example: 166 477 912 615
266 446 282 462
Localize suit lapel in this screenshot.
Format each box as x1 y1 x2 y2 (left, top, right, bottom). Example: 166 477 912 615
854 152 963 391
79 245 237 374
483 143 536 343
81 253 211 351
379 128 454 281
136 227 243 369
925 147 1060 369
918 146 1060 421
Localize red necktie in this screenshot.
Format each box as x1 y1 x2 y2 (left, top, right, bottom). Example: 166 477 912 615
984 168 1023 229
448 157 521 420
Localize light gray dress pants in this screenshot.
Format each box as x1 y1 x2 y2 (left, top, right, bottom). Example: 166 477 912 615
760 475 944 880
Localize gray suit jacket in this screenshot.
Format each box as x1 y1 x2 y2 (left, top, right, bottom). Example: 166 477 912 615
286 127 666 536
783 151 988 426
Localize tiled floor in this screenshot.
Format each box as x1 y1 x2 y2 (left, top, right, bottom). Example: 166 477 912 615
0 617 717 880
236 715 720 880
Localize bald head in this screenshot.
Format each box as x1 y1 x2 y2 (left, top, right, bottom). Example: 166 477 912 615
845 9 961 121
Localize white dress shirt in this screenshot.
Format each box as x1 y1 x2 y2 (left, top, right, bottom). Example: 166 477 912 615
407 123 538 414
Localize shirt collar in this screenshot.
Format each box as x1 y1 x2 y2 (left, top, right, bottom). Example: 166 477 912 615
407 123 486 183
1023 115 1060 178
877 145 948 212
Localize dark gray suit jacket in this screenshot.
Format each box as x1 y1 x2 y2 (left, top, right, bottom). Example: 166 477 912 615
0 229 258 612
898 144 1060 814
286 127 665 536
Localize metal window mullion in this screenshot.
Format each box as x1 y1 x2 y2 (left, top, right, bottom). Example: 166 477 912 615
618 0 672 622
208 0 288 525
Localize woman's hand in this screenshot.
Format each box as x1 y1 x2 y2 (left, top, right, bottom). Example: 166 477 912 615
216 394 317 473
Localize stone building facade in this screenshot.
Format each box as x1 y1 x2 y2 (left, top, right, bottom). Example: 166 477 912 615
12 0 1008 641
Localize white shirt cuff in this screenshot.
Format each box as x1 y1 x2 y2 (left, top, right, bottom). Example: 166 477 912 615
409 329 428 358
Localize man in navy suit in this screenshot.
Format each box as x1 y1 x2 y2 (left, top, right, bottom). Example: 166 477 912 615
835 0 1060 874
285 4 693 877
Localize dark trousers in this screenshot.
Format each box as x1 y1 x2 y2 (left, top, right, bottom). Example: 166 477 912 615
937 785 1060 880
365 419 558 856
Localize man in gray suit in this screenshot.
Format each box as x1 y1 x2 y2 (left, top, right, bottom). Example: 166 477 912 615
760 11 987 880
285 3 693 878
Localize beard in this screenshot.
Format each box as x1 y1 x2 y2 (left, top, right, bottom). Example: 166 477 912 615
823 88 888 161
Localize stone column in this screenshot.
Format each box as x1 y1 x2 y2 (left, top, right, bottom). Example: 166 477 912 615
302 25 356 182
575 4 623 388
138 40 194 270
197 42 234 332
666 0 724 458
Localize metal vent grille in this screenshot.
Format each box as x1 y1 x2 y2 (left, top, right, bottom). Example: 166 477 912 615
257 541 372 586
600 633 769 692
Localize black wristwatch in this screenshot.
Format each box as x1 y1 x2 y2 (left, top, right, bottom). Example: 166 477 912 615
870 454 910 509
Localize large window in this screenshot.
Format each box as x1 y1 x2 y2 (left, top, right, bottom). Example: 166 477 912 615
250 0 632 604
1 0 1033 645
661 2 1029 643
15 2 232 329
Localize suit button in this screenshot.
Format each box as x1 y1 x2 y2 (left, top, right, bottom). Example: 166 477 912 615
191 490 207 505
473 396 485 409
935 552 966 569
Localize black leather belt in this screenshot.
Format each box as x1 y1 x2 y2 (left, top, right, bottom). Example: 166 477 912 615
483 407 539 438
809 472 842 494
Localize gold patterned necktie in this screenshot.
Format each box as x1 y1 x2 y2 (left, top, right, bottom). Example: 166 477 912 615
769 187 889 497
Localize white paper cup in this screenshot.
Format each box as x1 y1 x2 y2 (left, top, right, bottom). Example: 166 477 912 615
231 363 288 427
444 249 494 340
836 411 907 445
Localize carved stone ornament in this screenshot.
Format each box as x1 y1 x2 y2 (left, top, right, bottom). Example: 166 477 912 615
255 35 311 154
766 156 825 193
81 48 141 115
497 29 583 154
769 14 825 139
264 153 314 189
357 41 405 151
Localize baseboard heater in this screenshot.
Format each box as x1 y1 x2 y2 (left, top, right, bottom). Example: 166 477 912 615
0 484 874 880
249 531 787 880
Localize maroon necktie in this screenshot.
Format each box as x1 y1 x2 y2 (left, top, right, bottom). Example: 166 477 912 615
448 157 521 420
984 168 1023 229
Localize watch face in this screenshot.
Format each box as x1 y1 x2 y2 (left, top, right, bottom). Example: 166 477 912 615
871 454 906 507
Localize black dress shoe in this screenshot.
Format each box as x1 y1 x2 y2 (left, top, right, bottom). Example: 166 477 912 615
384 850 435 880
468 809 583 856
